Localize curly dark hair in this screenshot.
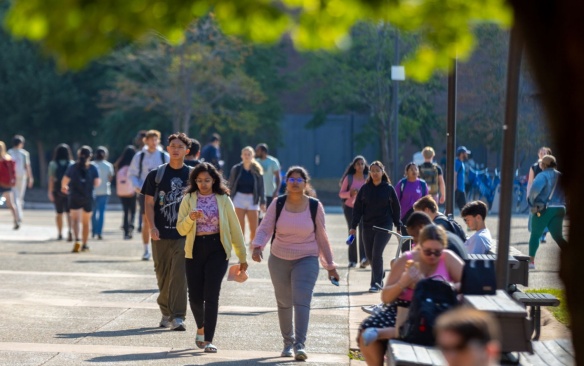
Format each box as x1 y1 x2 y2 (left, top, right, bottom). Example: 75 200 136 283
185 162 229 195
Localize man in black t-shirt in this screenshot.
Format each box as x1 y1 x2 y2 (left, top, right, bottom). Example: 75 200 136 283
142 132 191 332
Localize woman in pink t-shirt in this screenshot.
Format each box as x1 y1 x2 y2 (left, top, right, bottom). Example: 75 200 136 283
251 166 339 361
339 156 369 268
358 225 464 366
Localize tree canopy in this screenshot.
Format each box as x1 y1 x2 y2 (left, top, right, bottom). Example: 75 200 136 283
5 0 511 80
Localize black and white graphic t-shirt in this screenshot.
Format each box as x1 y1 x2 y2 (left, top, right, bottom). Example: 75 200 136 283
141 164 191 239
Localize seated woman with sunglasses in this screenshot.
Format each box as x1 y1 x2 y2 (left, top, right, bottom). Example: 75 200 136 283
357 224 464 366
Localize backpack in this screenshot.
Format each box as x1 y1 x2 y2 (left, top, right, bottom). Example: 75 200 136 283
399 276 459 346
116 165 135 197
434 214 467 242
0 160 16 188
138 150 167 178
419 163 440 195
53 161 70 194
399 178 427 201
68 165 93 198
341 174 353 204
272 194 319 243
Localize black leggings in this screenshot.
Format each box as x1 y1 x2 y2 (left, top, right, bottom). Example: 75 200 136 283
185 233 229 343
342 204 366 263
362 227 392 288
120 196 136 235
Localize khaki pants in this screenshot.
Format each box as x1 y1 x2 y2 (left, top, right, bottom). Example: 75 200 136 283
152 237 187 321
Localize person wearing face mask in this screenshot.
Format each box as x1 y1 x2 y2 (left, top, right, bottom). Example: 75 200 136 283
357 224 464 366
350 161 402 293
435 308 501 366
228 146 266 244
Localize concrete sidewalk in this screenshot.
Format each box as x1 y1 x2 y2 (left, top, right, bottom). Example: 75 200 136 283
0 209 564 365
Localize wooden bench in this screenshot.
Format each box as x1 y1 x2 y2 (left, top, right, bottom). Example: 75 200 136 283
486 246 530 287
386 340 445 366
512 292 561 340
463 290 533 353
519 339 575 365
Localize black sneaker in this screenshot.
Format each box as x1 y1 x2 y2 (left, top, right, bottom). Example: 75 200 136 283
360 258 370 268
81 244 90 252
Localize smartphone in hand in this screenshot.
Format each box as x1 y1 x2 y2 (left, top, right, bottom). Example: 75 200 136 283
330 276 339 286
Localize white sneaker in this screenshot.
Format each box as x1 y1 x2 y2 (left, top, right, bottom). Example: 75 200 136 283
159 316 171 328
142 251 151 261
171 318 186 331
361 303 384 315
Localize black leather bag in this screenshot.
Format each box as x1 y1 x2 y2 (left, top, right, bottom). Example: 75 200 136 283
460 259 497 295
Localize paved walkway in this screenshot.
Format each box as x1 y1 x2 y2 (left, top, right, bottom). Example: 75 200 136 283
0 208 564 365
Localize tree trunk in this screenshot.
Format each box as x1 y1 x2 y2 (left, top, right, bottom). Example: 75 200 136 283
35 140 47 188
379 118 391 171
510 1 583 363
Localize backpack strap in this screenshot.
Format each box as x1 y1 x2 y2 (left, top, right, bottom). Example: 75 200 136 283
345 174 353 192
421 180 428 196
271 195 320 243
399 179 406 201
138 151 145 178
160 150 167 164
153 163 168 201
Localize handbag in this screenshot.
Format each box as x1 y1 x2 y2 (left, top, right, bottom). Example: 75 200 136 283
460 259 496 295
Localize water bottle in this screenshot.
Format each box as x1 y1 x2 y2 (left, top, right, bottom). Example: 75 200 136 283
346 234 355 245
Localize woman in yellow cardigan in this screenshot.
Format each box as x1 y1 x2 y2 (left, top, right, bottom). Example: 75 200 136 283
177 162 248 353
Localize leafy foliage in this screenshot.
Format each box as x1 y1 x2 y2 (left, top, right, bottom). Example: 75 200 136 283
5 0 511 80
301 22 442 167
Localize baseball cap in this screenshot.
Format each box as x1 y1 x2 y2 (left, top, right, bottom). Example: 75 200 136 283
456 146 471 155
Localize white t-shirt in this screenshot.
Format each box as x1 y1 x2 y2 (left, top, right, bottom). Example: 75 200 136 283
7 148 30 178
464 228 493 254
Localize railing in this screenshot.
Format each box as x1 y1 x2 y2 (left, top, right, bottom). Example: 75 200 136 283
373 226 413 259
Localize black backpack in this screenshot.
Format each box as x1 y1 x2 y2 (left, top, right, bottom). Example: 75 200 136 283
399 276 459 346
434 214 467 243
272 195 319 243
53 161 69 194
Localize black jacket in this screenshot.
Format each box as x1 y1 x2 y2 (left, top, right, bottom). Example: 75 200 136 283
228 163 266 206
351 181 401 230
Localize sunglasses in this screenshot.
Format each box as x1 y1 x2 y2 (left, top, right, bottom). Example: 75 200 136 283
287 177 305 184
422 248 443 257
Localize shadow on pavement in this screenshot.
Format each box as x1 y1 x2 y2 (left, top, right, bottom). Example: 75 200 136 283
101 289 158 294
86 348 193 362
18 251 70 255
186 357 298 365
74 260 136 264
313 291 368 297
55 327 166 339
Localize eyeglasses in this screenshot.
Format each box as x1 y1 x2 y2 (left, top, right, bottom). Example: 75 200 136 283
422 248 443 257
196 179 213 184
287 177 305 184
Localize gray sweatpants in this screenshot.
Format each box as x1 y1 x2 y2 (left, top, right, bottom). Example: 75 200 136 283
151 237 187 321
268 254 319 348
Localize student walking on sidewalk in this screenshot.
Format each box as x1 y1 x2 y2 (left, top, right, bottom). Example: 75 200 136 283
114 146 137 240
339 155 369 268
251 166 339 361
91 147 114 240
47 144 74 240
177 162 248 353
142 133 192 332
61 146 100 252
350 161 401 293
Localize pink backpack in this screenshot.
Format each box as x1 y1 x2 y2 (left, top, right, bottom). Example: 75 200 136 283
116 166 135 197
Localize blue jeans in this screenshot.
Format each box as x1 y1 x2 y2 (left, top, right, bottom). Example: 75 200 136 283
92 195 109 236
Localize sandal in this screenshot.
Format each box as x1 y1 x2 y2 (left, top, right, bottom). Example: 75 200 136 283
204 343 218 353
362 328 379 346
195 333 205 349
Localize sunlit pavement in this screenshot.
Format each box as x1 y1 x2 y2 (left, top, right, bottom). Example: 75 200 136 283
0 208 563 365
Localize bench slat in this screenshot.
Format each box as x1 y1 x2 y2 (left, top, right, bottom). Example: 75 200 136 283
388 340 446 366
520 350 549 366
533 340 567 365
542 339 574 366
555 338 575 357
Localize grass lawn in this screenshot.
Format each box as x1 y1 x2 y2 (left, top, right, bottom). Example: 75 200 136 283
526 288 570 326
